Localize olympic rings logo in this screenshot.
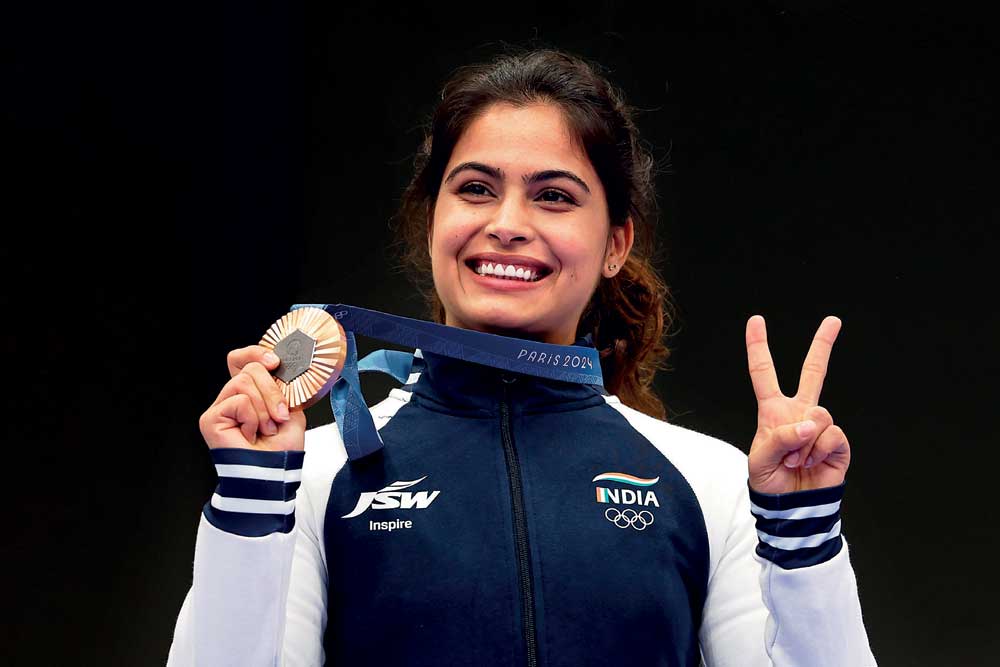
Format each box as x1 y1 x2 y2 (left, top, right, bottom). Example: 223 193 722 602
604 507 654 531
333 310 349 320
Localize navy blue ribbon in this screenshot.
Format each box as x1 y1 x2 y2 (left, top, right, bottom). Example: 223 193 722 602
289 303 604 460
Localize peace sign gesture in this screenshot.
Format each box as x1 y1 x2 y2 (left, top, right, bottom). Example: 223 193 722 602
745 315 851 494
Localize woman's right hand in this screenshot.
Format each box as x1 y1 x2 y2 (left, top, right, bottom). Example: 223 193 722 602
199 345 306 451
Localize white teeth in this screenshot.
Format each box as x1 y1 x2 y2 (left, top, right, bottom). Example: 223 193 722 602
473 261 541 282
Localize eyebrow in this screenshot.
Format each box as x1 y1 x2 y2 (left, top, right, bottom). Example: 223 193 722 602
444 161 591 195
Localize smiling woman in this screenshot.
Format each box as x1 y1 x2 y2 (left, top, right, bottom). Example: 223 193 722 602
432 103 633 344
168 46 876 667
395 51 671 418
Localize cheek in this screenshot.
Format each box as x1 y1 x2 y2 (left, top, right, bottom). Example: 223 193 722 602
435 206 483 247
551 235 603 283
430 218 477 278
432 228 467 266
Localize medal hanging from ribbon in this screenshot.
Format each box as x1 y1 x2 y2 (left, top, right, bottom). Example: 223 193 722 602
258 304 605 460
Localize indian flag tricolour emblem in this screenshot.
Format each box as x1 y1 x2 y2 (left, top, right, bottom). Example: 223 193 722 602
591 472 660 486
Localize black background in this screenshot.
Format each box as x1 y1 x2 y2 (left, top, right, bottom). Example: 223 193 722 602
5 2 996 664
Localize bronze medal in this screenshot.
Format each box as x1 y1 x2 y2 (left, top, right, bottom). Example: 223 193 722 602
258 307 347 410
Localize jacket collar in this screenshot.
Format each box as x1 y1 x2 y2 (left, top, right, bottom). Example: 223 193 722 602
408 333 607 417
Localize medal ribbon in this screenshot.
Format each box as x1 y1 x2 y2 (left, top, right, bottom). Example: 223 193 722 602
290 303 604 460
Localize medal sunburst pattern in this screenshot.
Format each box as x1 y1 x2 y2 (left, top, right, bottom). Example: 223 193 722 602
259 307 346 410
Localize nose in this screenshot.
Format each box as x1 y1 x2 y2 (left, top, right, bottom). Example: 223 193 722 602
484 197 534 246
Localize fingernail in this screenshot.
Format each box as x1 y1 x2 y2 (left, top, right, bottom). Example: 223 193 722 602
805 456 815 468
264 352 280 365
795 421 816 438
784 451 800 468
265 419 277 435
277 402 289 420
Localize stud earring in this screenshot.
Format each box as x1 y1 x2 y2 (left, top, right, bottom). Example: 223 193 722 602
608 263 617 271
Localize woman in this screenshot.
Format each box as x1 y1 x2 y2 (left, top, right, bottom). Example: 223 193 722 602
168 48 875 665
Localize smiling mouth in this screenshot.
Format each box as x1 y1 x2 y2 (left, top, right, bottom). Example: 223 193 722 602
464 259 552 283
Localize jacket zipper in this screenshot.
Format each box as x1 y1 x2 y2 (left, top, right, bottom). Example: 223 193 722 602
500 376 539 667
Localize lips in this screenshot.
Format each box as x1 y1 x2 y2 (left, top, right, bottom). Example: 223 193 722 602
464 253 554 282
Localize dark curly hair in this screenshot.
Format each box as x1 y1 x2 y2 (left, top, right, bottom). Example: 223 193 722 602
392 46 674 419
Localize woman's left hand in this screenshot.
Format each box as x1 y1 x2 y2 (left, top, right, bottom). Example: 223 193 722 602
745 315 851 494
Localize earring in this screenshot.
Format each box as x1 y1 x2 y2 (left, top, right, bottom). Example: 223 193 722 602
608 263 617 271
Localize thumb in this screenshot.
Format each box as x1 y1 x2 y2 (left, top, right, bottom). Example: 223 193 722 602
757 420 818 469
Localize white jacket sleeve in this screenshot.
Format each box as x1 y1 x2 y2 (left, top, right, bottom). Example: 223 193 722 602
699 479 877 666
597 402 877 666
166 446 329 666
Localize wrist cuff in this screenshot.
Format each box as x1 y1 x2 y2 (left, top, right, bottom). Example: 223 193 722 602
202 448 305 537
748 481 846 570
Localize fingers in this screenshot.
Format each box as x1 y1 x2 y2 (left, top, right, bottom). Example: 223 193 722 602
228 345 281 379
755 405 833 470
201 344 305 453
213 363 289 436
771 420 818 468
796 316 842 405
746 315 782 402
789 405 834 468
219 394 260 445
805 423 850 470
200 393 259 448
240 362 290 426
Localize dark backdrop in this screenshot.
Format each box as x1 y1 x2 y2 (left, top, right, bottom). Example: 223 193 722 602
5 2 996 665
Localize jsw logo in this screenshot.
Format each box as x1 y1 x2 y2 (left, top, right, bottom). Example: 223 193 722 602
342 476 441 519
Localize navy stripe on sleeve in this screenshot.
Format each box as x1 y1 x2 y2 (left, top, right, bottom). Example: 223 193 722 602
753 511 840 539
202 448 305 537
748 481 846 570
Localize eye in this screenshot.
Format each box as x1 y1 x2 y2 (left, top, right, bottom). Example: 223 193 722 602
538 189 577 206
458 182 493 197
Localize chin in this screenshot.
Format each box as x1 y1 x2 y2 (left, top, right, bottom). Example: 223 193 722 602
455 305 548 338
478 316 544 337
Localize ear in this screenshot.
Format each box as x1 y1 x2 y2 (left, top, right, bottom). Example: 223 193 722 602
603 216 635 278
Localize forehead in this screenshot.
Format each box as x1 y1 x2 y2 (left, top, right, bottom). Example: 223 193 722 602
450 102 594 176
